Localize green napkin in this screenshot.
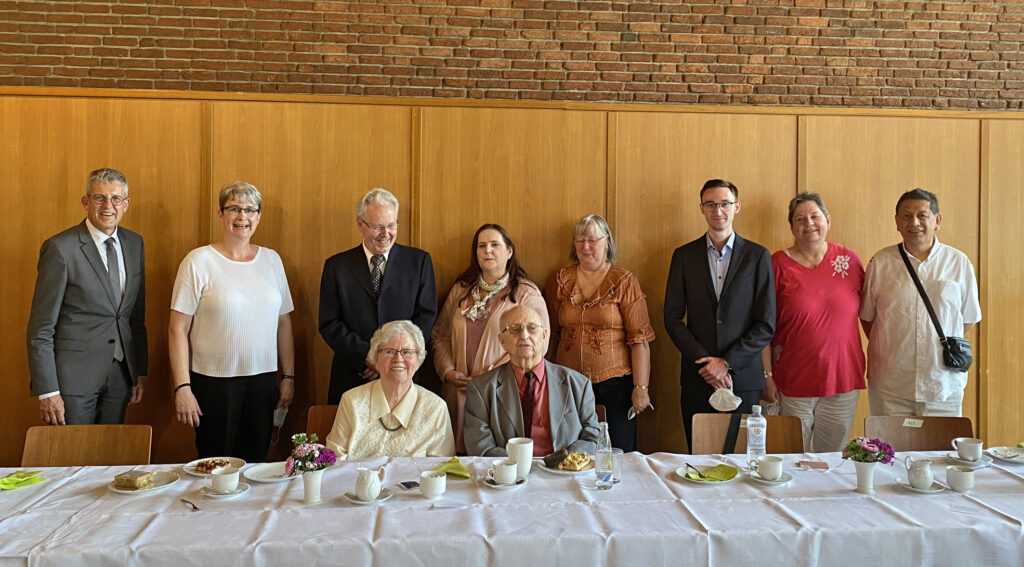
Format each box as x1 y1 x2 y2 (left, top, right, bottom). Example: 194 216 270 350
686 464 738 482
0 470 46 490
1017 442 1023 448
432 457 471 479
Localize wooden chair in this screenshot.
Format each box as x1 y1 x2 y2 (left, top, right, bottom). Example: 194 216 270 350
863 416 974 452
595 404 607 422
306 404 338 442
21 425 152 467
690 413 804 455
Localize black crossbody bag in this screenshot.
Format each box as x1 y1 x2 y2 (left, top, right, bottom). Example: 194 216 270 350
898 244 973 372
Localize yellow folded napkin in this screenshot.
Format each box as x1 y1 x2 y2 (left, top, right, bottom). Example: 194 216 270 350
686 464 738 482
1017 442 1023 449
432 457 471 479
0 470 46 490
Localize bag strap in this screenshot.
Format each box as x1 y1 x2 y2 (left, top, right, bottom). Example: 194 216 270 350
723 412 742 454
897 243 947 340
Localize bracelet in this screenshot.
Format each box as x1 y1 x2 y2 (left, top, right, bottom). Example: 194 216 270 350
281 374 295 380
764 370 773 379
174 383 191 393
634 384 649 391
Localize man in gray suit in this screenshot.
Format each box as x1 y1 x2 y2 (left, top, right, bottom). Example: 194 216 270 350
27 168 148 425
464 305 599 457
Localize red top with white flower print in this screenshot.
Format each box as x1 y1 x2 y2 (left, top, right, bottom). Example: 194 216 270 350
771 242 866 397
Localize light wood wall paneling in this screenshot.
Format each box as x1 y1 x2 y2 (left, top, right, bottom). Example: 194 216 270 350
418 107 608 296
613 112 798 453
0 96 204 466
980 119 1024 446
210 101 413 460
800 115 982 437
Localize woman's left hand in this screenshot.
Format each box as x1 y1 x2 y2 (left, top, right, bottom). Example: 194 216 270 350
277 378 294 408
631 386 651 416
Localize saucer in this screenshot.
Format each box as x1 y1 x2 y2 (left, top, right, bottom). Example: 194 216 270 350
894 477 944 494
200 482 251 499
986 447 1024 464
483 474 527 490
343 488 394 506
749 471 793 486
945 452 993 468
243 462 297 484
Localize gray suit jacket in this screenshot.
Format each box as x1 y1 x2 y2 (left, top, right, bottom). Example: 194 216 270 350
463 361 599 457
27 221 148 396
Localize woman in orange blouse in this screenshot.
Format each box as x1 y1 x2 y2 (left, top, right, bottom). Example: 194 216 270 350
545 214 654 452
432 224 548 452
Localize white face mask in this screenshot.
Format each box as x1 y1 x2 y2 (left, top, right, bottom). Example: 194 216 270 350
709 387 741 412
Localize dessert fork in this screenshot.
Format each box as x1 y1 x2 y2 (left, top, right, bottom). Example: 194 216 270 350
180 498 201 512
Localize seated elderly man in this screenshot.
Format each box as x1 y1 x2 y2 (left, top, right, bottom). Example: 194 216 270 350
326 320 454 459
463 305 599 457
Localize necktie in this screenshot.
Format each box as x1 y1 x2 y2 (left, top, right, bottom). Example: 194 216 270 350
522 371 536 439
105 237 124 361
370 254 384 296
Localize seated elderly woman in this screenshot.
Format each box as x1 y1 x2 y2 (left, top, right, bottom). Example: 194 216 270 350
325 320 455 459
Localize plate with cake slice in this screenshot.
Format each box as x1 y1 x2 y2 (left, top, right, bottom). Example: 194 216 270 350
108 470 180 495
536 451 596 476
183 457 247 478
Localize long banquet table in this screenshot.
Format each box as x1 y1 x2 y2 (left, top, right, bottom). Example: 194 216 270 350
1 451 1022 567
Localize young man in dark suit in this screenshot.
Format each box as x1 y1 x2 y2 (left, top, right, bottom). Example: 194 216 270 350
664 179 775 451
318 188 437 404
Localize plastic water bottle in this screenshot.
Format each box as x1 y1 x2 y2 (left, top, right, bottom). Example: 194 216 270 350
595 422 613 489
746 405 766 472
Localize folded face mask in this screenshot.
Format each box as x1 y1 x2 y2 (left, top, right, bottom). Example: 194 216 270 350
709 387 742 412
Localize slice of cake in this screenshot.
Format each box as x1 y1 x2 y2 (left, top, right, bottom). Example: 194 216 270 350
195 458 231 474
558 451 591 471
114 470 155 490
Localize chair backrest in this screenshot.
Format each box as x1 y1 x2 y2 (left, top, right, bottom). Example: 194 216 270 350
690 413 804 455
306 405 339 442
863 416 974 452
595 404 607 423
21 425 152 467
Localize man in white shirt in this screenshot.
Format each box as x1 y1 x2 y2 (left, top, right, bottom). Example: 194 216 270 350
27 168 148 425
860 188 981 416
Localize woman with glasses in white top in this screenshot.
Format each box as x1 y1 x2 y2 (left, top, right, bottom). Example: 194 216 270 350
326 320 454 459
169 181 295 463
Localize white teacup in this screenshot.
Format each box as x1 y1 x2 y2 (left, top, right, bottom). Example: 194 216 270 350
420 471 446 500
487 458 518 485
755 455 784 481
506 437 534 478
946 465 975 493
951 437 983 462
210 466 240 494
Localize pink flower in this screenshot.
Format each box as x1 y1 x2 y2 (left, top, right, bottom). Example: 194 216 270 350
284 456 295 476
863 444 879 453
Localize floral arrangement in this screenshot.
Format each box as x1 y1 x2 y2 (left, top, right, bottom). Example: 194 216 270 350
842 436 895 464
285 433 337 476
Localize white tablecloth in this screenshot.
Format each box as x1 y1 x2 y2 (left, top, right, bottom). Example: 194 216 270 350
1 452 1022 567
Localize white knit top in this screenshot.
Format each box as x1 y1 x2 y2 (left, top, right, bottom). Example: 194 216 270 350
171 245 294 377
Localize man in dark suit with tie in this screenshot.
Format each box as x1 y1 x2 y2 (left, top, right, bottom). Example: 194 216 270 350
664 179 775 451
27 168 148 425
319 188 438 404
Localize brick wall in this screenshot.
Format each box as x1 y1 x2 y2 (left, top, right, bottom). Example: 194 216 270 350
1 1 1022 109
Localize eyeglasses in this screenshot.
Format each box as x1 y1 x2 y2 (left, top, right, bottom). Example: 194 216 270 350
700 201 736 211
573 235 608 246
360 219 398 232
380 348 418 359
224 205 260 216
502 323 544 335
89 194 128 207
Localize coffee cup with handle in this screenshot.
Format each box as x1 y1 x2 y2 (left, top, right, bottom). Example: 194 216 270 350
210 466 240 494
487 458 518 485
755 455 784 481
951 437 983 462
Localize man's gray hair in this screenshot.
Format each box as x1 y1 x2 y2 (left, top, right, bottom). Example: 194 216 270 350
356 188 399 219
218 181 262 211
366 320 426 365
569 214 618 264
86 168 129 196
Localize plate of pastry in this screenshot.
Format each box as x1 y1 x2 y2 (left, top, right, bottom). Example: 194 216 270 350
107 470 180 495
536 451 595 476
183 457 246 478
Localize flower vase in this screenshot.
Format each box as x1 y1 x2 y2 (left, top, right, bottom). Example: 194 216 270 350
854 460 877 494
303 469 324 505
